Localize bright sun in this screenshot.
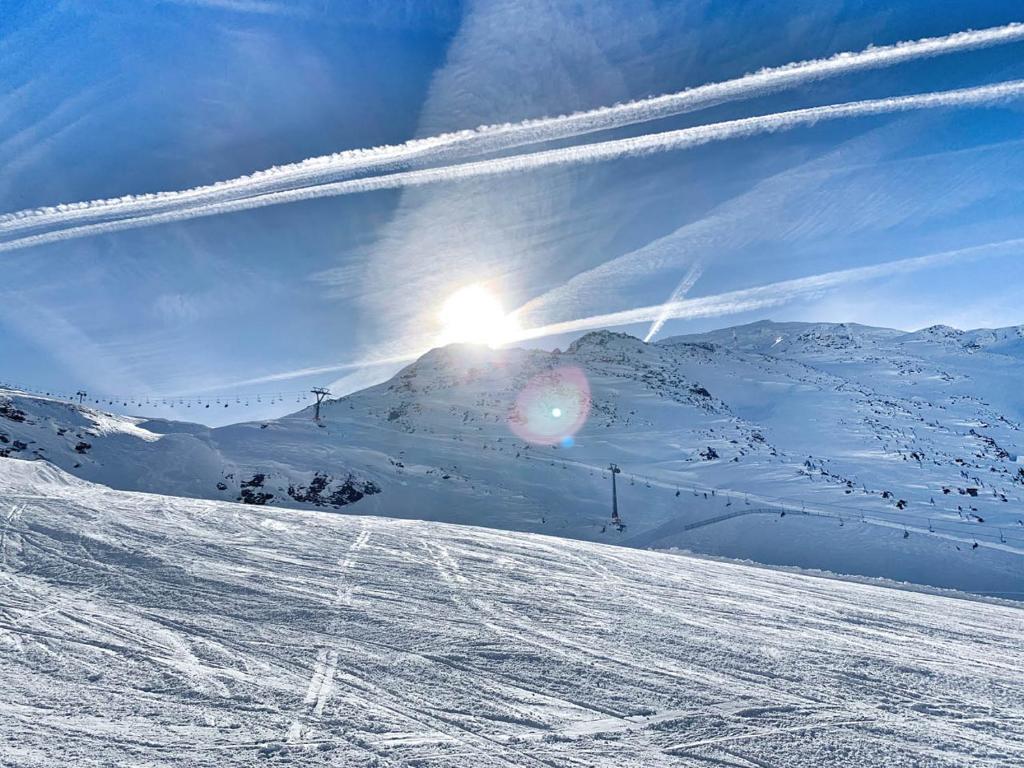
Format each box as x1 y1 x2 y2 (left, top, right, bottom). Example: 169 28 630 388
438 284 521 348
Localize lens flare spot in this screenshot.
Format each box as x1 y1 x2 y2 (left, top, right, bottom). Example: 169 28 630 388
508 366 591 445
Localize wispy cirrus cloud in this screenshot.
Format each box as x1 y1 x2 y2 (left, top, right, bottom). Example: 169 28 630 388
0 293 153 394
157 0 295 14
515 122 1024 334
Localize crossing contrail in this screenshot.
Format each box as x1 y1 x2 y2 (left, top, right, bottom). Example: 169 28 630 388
199 237 1022 389
2 21 1023 244
643 262 705 342
510 238 1024 342
3 79 1024 254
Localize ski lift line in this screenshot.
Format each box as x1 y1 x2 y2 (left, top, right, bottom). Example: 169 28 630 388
517 447 1004 523
700 470 1006 530
651 504 1024 552
620 475 1024 551
0 380 317 407
0 383 312 400
515 447 1024 544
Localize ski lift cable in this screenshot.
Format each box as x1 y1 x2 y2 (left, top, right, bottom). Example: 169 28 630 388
0 379 315 407
516 447 1023 544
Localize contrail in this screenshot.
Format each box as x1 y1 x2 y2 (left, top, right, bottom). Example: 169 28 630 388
511 238 1024 342
195 237 1022 389
182 352 418 391
643 262 704 342
3 22 1023 240
4 79 1024 253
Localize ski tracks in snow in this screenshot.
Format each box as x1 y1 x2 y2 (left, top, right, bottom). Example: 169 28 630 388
285 524 370 746
0 502 24 566
4 463 1024 766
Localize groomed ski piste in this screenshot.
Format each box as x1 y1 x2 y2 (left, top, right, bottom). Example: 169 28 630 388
2 458 1022 767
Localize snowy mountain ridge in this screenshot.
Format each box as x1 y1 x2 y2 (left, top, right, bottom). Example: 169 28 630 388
2 319 1024 594
663 319 1024 356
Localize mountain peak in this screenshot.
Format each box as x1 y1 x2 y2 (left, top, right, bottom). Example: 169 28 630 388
566 330 644 354
914 324 964 337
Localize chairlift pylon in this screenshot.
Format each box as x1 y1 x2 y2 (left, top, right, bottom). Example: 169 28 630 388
608 463 626 531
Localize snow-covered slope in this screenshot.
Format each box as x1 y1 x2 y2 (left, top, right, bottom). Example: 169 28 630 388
2 320 1024 594
2 459 1022 767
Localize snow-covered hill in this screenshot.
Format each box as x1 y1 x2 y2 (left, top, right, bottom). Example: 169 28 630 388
2 320 1024 594
2 459 1022 767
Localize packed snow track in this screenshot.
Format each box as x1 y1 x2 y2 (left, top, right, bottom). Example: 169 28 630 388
1 459 1022 767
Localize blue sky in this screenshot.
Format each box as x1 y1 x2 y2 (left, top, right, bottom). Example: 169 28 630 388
2 0 1024 424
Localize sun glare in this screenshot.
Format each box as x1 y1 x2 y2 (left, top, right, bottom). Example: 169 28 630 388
438 284 521 348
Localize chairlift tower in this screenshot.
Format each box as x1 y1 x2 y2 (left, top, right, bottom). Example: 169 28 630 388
76 390 87 404
609 463 623 529
311 387 331 421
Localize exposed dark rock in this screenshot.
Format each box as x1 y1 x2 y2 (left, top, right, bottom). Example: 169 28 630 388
329 478 381 507
0 403 27 423
238 488 273 505
288 473 381 508
236 474 272 503
288 473 331 504
240 473 266 489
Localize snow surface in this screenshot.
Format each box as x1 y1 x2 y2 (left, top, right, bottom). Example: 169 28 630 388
2 320 1024 595
1 458 1023 766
